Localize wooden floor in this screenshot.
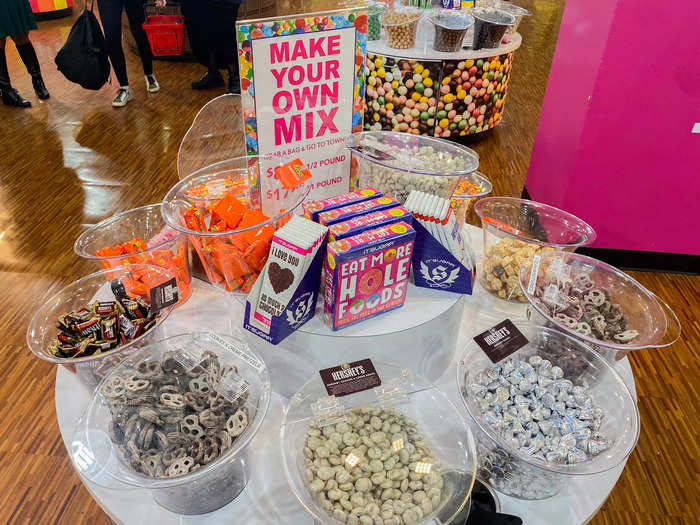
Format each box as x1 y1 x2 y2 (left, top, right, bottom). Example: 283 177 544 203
0 2 698 524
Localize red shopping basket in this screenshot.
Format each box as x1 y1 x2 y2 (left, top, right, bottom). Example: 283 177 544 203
143 2 185 57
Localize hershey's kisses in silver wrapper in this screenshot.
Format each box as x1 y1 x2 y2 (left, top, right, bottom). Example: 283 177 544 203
470 354 610 466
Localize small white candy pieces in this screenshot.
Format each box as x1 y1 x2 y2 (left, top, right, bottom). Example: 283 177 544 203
304 407 442 524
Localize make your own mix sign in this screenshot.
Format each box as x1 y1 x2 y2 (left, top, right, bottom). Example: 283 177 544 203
237 11 368 216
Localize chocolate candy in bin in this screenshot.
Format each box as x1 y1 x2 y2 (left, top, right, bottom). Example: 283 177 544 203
27 265 177 389
72 332 271 514
364 54 442 135
48 283 158 359
431 13 475 53
436 54 513 137
382 10 422 50
458 323 640 500
471 9 516 50
161 157 309 294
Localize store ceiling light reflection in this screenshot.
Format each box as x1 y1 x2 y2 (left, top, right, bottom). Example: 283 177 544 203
392 438 404 451
414 461 432 474
345 452 360 468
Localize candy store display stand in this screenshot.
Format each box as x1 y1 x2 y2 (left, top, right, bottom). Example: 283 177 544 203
365 33 522 138
55 226 636 524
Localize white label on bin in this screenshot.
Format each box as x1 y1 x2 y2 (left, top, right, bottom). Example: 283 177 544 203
216 372 250 403
208 332 264 373
527 255 541 295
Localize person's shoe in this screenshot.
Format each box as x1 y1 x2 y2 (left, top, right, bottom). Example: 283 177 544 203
1 87 31 107
145 74 160 93
112 88 133 107
32 76 50 99
191 71 224 90
0 45 30 107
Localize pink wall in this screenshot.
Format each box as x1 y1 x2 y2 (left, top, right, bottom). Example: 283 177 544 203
526 0 700 255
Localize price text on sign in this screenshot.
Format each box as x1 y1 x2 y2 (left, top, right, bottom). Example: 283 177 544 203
251 27 357 214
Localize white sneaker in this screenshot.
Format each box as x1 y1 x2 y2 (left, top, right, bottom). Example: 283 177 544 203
145 74 160 93
112 87 132 107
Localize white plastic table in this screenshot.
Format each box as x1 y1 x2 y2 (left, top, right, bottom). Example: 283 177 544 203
55 226 636 524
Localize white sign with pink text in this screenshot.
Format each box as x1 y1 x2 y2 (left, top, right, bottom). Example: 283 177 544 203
251 27 357 216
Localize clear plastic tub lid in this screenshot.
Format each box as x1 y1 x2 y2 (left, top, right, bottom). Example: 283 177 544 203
430 12 475 31
518 251 681 351
69 332 271 489
345 131 479 177
282 361 477 525
472 8 516 25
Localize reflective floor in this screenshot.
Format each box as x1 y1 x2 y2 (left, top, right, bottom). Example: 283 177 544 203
0 3 698 524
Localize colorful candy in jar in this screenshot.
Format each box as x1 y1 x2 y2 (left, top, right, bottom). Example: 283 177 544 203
364 54 440 136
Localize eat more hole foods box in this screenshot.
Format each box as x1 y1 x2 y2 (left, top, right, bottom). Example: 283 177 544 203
324 222 416 331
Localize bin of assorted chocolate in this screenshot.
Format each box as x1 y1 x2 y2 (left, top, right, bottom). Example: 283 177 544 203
282 361 477 524
430 12 475 53
518 252 681 364
498 3 531 43
26 265 177 389
346 131 479 204
457 323 639 500
69 332 271 514
474 197 596 302
382 10 422 50
161 156 310 294
471 9 516 50
74 203 192 305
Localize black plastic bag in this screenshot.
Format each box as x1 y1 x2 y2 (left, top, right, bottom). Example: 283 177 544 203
54 1 111 90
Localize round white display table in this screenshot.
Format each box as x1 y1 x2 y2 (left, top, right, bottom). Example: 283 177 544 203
55 226 636 524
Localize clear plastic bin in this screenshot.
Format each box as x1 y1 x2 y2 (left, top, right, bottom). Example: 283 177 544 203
457 323 639 500
518 252 681 363
282 362 477 524
382 10 423 49
499 4 531 43
69 332 271 514
26 265 177 389
74 204 192 305
474 197 596 302
368 1 387 41
450 171 493 225
161 157 309 295
471 9 516 50
346 131 479 204
430 12 475 53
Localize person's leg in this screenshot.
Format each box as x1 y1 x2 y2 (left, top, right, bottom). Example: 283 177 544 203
12 33 50 99
209 2 239 93
97 0 129 87
0 37 31 107
123 0 153 77
188 0 223 89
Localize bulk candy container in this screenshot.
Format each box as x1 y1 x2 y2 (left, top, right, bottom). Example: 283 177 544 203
161 157 309 294
26 265 177 389
282 362 478 524
471 9 515 50
346 131 479 204
69 332 271 514
474 197 596 302
458 323 639 499
430 12 475 53
519 252 681 363
382 10 422 49
75 204 192 304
